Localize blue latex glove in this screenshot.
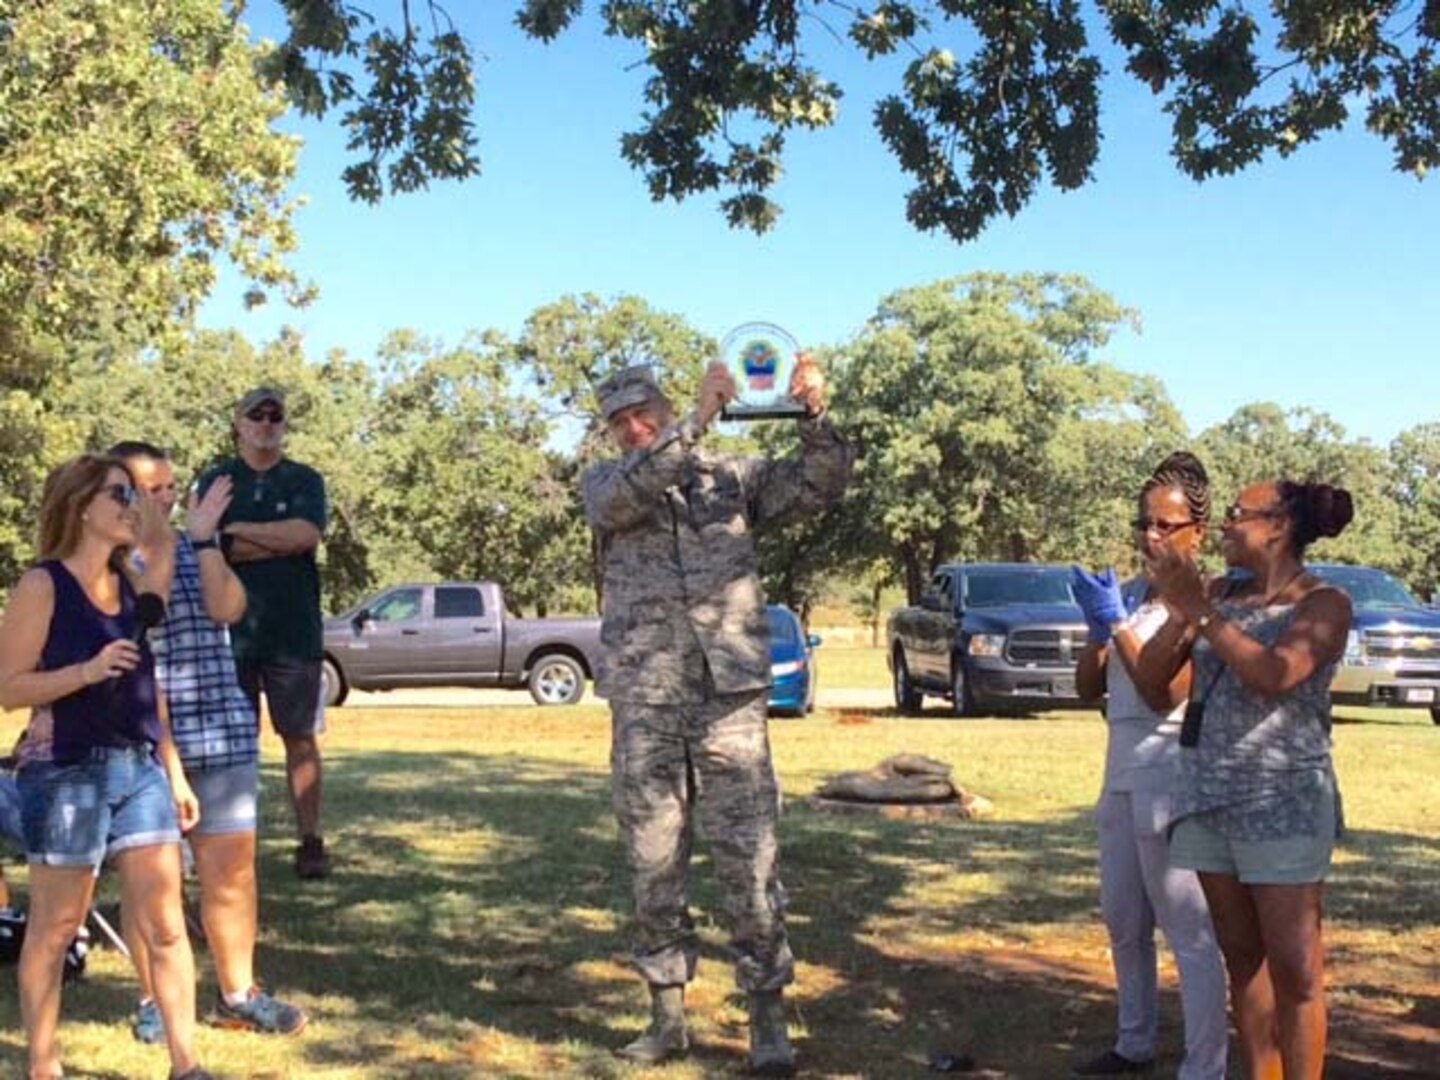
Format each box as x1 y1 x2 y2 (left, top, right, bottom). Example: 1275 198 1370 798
1070 566 1127 645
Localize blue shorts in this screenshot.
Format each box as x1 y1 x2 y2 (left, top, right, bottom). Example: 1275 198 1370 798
188 761 259 837
0 773 21 850
18 746 181 870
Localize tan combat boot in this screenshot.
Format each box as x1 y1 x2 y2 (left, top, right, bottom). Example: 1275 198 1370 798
747 990 796 1076
615 983 689 1065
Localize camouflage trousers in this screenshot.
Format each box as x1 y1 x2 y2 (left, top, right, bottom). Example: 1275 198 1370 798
610 690 795 992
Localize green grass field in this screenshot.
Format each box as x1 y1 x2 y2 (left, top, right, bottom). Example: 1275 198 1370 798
2 669 1437 1077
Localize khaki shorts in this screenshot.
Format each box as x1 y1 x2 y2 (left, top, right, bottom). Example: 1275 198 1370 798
1170 796 1337 885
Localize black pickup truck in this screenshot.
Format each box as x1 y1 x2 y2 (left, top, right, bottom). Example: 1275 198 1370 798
886 563 1089 716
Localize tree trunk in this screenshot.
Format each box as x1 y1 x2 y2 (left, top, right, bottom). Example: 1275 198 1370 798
901 544 925 604
870 577 882 647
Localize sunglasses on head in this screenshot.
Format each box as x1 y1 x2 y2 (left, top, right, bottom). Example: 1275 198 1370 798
245 407 286 424
100 484 139 508
1131 517 1200 537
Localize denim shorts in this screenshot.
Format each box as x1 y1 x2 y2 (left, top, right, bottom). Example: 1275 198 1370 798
18 746 181 869
189 761 259 837
0 773 22 850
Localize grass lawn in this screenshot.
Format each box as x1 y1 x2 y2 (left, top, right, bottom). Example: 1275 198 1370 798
1 696 1436 1078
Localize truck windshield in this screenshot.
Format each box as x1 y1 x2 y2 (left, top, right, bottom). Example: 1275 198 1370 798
965 570 1075 608
1310 566 1419 609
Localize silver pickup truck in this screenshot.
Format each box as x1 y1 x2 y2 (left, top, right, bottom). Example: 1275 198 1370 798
1311 564 1440 725
321 582 601 707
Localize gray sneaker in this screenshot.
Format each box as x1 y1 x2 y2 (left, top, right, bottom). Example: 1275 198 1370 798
214 987 308 1035
132 998 165 1044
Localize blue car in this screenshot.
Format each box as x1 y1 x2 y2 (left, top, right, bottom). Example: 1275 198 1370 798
767 605 821 716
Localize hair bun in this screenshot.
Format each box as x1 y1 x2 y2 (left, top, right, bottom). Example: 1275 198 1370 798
1311 484 1354 538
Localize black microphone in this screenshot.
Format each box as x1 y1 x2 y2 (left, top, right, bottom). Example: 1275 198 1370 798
132 593 167 647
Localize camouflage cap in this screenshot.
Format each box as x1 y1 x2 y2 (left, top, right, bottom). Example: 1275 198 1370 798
234 385 286 419
595 365 665 421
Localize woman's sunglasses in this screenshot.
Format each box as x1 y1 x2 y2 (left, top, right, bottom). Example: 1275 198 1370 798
1131 517 1201 537
1222 504 1282 525
100 484 139 508
244 407 286 424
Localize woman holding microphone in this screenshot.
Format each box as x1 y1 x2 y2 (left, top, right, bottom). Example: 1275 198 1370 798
0 454 213 1080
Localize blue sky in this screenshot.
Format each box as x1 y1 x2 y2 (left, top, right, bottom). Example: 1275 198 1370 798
201 6 1438 446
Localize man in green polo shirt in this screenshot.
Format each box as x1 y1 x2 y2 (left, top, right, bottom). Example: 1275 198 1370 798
199 386 331 879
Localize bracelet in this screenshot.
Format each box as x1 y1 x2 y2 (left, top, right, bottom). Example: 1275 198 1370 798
1195 609 1219 633
190 535 220 551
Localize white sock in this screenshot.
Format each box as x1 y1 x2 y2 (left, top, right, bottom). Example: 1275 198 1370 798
222 988 252 1007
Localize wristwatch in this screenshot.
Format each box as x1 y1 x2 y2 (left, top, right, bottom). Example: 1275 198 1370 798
191 535 220 552
1195 609 1218 633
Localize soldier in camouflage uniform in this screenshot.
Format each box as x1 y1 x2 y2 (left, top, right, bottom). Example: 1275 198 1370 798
583 357 852 1076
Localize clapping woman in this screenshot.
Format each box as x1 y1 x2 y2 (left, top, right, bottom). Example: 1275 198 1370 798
1138 479 1353 1080
0 455 213 1080
1071 452 1227 1079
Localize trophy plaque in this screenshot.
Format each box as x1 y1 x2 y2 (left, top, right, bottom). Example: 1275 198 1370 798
719 322 809 421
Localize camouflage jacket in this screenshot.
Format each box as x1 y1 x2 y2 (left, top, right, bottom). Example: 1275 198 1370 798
582 416 853 704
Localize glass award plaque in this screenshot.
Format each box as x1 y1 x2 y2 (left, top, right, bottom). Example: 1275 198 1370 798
719 322 809 421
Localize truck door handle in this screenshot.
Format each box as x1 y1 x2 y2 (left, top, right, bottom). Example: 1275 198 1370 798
401 629 420 636
473 627 492 634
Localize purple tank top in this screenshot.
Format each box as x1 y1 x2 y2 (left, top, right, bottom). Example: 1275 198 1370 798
38 561 162 763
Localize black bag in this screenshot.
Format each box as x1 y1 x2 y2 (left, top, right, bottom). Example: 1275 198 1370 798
0 907 25 965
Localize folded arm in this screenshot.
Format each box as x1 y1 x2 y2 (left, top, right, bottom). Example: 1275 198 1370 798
224 519 322 562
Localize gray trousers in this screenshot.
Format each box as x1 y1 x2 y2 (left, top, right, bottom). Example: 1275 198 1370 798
610 691 794 992
1097 790 1228 1080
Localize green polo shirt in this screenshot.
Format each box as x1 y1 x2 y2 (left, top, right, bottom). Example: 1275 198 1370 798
199 457 327 663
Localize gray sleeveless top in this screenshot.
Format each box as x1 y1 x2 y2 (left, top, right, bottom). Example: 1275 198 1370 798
1175 597 1343 841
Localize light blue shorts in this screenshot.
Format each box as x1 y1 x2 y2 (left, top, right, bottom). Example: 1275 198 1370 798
18 746 181 870
188 761 259 837
1170 795 1337 886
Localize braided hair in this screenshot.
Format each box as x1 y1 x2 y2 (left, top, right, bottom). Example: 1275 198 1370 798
1139 451 1211 524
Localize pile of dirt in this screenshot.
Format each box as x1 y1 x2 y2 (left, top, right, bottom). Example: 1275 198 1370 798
809 753 995 820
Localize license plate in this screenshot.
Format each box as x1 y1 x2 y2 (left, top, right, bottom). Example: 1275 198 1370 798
1404 687 1436 704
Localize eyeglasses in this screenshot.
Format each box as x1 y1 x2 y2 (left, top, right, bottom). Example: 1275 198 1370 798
244 408 286 424
1222 504 1282 525
100 484 139 508
1131 517 1200 537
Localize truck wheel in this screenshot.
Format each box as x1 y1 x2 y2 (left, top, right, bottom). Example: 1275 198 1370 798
529 654 586 706
1432 706 1440 726
893 651 923 715
321 657 348 708
950 662 976 718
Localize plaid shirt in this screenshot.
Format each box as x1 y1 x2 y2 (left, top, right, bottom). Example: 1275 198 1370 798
150 536 258 771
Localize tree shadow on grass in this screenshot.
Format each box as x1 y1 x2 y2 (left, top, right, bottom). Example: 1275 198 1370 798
3 747 1433 1078
781 802 1439 1078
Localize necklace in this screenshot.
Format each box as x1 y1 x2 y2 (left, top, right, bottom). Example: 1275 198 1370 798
1249 567 1307 609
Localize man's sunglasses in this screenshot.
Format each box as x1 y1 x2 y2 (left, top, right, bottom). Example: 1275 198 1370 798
1131 517 1201 537
101 484 139 508
244 408 286 424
